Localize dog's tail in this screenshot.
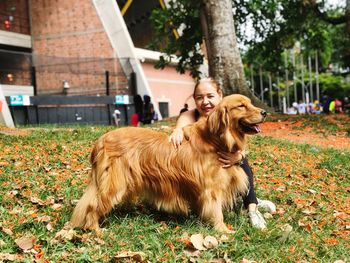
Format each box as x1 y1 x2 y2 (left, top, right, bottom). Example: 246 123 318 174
70 180 99 230
70 138 111 231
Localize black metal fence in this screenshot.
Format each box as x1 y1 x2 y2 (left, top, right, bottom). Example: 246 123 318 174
6 95 135 126
0 49 135 96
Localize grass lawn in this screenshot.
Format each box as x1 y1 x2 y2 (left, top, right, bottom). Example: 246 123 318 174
0 115 349 262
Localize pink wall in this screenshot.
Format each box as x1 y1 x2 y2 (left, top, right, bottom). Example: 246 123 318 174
141 63 196 117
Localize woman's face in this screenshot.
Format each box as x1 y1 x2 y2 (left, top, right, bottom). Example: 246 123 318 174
194 81 222 116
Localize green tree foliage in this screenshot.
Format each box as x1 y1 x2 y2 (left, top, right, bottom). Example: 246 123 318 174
149 0 203 78
240 0 348 72
318 73 350 98
150 0 349 81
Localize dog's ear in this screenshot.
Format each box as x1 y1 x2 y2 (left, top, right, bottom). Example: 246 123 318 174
207 105 229 134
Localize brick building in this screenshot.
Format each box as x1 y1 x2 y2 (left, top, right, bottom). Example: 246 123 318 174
0 0 196 119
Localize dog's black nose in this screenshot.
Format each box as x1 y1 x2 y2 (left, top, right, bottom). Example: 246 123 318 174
261 110 267 118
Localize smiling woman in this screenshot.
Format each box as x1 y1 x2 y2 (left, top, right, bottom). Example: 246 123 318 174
169 77 275 230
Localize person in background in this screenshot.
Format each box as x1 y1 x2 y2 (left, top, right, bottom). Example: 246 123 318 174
313 100 321 114
321 95 330 114
143 95 155 125
288 102 298 115
131 94 143 127
297 100 307 114
169 77 276 230
179 103 189 114
112 109 121 126
329 99 336 113
334 98 343 113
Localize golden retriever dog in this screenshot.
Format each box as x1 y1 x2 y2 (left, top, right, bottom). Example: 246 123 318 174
71 94 266 233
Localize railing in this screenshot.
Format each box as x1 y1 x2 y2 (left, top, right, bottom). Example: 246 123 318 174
6 95 135 126
0 49 134 97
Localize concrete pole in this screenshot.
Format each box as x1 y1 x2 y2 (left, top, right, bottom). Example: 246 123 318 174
250 64 254 92
292 50 297 103
308 55 314 102
259 66 264 102
284 52 289 107
283 96 287 114
268 72 273 108
301 56 305 103
277 75 281 111
315 50 320 101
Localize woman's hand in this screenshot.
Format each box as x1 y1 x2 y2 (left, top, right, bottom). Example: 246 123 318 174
169 128 184 149
217 150 244 168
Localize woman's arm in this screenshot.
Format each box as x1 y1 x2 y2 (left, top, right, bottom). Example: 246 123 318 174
217 150 245 168
169 109 196 148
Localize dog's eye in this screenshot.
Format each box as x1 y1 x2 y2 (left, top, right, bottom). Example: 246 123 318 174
238 104 245 108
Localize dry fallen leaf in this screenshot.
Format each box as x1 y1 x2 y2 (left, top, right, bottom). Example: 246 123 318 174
46 222 54 232
263 212 273 219
190 234 206 251
276 185 286 192
278 224 293 242
112 251 147 262
53 228 77 242
0 239 6 247
219 234 230 242
45 196 55 205
70 199 79 205
333 211 346 219
183 248 201 258
0 253 18 261
15 236 36 251
30 196 45 205
302 207 317 215
307 188 317 194
304 248 316 257
8 207 22 215
2 228 14 236
210 252 232 263
203 235 218 249
242 258 257 263
8 190 19 196
37 215 51 222
51 203 63 210
210 259 227 263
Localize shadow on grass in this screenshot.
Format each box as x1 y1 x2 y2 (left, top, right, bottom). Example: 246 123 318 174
101 203 192 229
99 200 247 232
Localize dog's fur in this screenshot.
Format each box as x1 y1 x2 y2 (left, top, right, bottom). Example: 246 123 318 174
71 94 266 233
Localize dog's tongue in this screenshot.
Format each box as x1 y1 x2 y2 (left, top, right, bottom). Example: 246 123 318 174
252 124 261 133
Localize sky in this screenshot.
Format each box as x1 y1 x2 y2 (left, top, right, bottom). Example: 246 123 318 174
325 0 346 9
238 0 346 50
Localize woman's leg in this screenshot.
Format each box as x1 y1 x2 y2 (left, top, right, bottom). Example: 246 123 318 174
240 158 258 209
240 158 266 229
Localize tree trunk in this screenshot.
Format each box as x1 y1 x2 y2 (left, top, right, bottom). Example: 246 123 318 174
346 0 350 62
345 0 350 33
200 0 268 109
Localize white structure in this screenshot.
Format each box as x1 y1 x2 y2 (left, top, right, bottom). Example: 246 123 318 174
0 85 15 128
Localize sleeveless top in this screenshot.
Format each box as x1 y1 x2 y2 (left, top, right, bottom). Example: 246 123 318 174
194 109 200 121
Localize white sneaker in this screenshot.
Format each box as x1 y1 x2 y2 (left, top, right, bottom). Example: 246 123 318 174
257 198 276 213
248 209 267 230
